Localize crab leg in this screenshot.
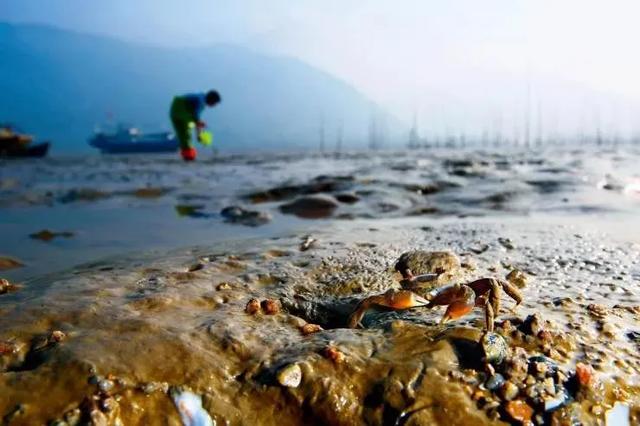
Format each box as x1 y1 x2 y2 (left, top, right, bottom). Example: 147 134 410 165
348 289 429 328
500 279 523 311
484 301 495 332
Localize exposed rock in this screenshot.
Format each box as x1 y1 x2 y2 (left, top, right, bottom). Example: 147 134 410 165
279 195 339 219
221 206 271 226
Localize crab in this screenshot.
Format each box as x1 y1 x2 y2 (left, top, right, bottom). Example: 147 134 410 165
348 276 523 331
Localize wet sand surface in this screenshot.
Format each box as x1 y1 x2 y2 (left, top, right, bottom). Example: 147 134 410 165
1 148 640 425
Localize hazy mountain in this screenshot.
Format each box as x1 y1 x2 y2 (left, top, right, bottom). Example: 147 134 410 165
0 23 396 153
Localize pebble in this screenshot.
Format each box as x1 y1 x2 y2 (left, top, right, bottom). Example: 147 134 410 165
485 374 505 391
300 324 323 335
277 364 302 388
575 362 595 387
505 400 533 423
261 299 280 315
97 379 114 393
500 381 519 401
245 299 261 315
49 330 66 343
216 282 232 291
506 269 528 288
482 332 508 365
0 278 10 294
322 346 345 364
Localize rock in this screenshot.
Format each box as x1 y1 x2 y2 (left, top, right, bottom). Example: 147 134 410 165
170 388 215 426
49 330 66 343
485 374 505 391
277 364 302 388
279 195 339 219
527 356 558 378
246 175 353 203
501 381 519 401
299 236 317 251
175 204 210 218
300 324 323 335
245 299 261 315
0 256 24 271
575 362 595 387
220 206 271 227
0 278 11 294
498 237 515 250
29 229 75 242
506 269 528 288
543 387 569 412
605 403 630 426
97 379 114 393
505 400 533 423
395 250 461 285
130 187 169 199
482 332 509 365
522 314 545 336
261 299 281 315
322 346 345 364
334 193 360 204
58 188 110 204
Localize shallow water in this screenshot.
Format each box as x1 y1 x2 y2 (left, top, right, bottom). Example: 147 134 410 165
1 147 639 280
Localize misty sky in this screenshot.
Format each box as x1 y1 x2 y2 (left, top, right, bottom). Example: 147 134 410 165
4 0 640 139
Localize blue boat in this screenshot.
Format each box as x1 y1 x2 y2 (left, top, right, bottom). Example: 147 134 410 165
89 124 178 154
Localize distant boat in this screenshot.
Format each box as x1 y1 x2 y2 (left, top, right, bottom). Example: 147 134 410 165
0 125 50 158
89 124 177 154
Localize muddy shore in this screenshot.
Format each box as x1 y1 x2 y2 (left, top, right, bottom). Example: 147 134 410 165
1 219 639 425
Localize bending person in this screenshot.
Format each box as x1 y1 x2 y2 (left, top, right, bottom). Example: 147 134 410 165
170 90 221 161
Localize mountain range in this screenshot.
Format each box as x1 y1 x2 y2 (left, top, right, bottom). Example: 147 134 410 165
0 23 394 153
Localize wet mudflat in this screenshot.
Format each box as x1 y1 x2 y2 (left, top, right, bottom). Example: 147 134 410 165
1 147 640 424
0 220 639 425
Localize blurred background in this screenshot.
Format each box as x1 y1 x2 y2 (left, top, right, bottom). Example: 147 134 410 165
3 0 640 152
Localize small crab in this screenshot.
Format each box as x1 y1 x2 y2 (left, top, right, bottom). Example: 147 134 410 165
348 277 523 331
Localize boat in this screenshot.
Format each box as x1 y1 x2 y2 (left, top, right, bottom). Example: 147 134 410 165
89 124 178 154
0 125 50 158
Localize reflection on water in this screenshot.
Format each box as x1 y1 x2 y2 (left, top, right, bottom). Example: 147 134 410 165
1 147 639 280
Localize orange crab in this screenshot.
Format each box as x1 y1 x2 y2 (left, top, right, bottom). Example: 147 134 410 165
348 277 523 331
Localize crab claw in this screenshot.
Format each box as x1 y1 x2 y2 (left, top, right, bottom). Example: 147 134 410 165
347 290 429 328
385 290 430 309
433 285 476 325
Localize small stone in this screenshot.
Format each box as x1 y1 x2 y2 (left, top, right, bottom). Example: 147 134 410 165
188 263 205 272
501 381 519 401
261 299 280 315
522 313 544 336
506 269 528 288
482 332 509 365
534 361 548 378
97 379 114 393
216 282 232 291
299 236 317 252
300 324 323 335
575 362 595 387
100 396 117 412
485 374 505 391
587 304 609 318
322 346 345 364
0 278 10 294
498 237 515 250
277 364 302 388
49 330 66 343
505 400 533 423
245 299 261 315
